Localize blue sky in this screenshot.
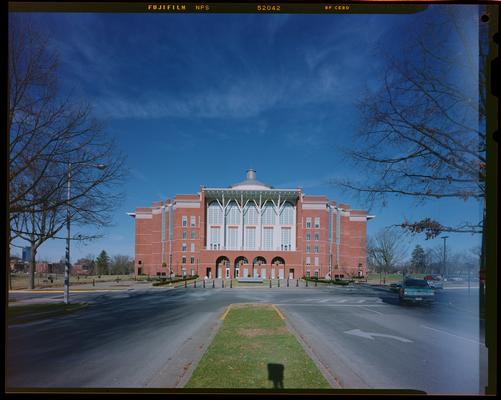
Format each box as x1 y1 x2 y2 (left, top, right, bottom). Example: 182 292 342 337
10 6 484 262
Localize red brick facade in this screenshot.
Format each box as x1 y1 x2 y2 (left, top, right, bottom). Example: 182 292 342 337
129 172 372 279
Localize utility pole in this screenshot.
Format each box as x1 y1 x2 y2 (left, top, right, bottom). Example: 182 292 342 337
441 236 449 280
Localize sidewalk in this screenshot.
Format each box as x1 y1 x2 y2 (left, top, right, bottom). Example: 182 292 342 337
10 279 153 292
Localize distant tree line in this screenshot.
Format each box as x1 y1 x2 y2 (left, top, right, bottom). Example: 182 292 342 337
75 251 134 275
367 228 480 279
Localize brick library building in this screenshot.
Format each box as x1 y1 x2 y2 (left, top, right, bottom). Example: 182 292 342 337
128 170 373 280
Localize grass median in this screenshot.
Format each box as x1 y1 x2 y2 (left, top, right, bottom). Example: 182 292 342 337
185 303 331 389
7 303 88 324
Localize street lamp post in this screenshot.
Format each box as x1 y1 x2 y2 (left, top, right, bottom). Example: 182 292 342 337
441 236 449 281
64 162 106 304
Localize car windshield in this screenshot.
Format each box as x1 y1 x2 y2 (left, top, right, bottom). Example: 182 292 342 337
404 279 430 287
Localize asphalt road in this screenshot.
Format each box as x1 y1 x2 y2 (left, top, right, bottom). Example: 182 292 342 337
6 283 487 394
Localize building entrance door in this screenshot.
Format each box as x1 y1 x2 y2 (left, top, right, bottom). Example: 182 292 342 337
261 268 267 279
243 268 249 278
206 267 212 279
289 269 294 279
279 269 284 279
254 268 259 278
271 268 276 279
217 266 222 278
235 268 240 278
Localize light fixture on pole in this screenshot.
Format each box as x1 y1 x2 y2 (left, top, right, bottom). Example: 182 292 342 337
64 162 107 305
441 235 449 281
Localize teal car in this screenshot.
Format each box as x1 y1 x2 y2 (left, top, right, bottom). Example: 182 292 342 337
399 278 435 304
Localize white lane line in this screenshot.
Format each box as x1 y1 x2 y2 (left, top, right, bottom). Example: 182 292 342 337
355 299 365 303
336 299 348 303
319 299 330 303
360 306 384 315
420 325 484 345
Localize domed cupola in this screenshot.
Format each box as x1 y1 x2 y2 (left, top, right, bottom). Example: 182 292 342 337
230 169 273 190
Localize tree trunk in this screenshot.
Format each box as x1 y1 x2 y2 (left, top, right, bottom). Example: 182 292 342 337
28 244 37 289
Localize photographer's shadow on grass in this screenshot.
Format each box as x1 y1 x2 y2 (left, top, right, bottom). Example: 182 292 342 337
267 363 284 389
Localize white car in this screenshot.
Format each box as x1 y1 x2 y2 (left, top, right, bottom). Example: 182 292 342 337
424 275 443 289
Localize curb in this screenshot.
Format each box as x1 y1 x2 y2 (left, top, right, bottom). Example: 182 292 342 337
279 308 341 389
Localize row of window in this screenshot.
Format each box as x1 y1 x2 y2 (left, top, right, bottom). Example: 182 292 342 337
306 245 320 253
181 256 196 264
182 231 196 239
208 203 294 225
181 230 319 241
209 226 292 250
305 257 320 266
305 232 320 241
181 243 196 252
182 216 197 228
305 217 320 229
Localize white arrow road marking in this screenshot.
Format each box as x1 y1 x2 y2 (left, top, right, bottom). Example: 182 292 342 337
344 329 413 343
355 299 365 303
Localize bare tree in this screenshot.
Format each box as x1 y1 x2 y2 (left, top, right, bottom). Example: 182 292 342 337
333 8 486 239
8 15 127 289
367 228 409 284
109 255 134 275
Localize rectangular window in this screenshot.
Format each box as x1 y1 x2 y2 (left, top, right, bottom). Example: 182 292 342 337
314 257 319 266
182 243 187 252
262 206 275 225
306 232 310 241
306 257 311 265
191 231 195 239
190 243 195 252
210 227 220 247
281 228 291 250
245 227 256 250
263 227 273 250
182 256 186 264
306 217 311 228
228 227 238 250
190 257 195 264
182 231 187 239
182 216 187 227
314 217 320 228
306 244 310 253
190 216 196 227
314 232 319 241
314 245 319 253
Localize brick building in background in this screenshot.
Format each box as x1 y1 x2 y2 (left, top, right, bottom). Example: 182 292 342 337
128 170 374 279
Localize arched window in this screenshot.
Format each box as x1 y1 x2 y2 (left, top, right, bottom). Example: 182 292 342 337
261 203 275 225
279 202 294 225
226 201 240 225
244 204 259 225
207 202 223 225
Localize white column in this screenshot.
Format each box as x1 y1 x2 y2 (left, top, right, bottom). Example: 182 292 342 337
240 203 244 251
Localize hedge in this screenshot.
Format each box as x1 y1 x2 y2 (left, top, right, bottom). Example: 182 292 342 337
302 277 352 285
152 275 199 286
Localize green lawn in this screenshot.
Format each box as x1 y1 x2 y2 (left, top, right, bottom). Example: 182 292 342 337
185 304 331 389
7 303 88 324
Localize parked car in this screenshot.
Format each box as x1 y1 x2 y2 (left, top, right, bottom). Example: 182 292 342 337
399 278 435 304
423 275 443 289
